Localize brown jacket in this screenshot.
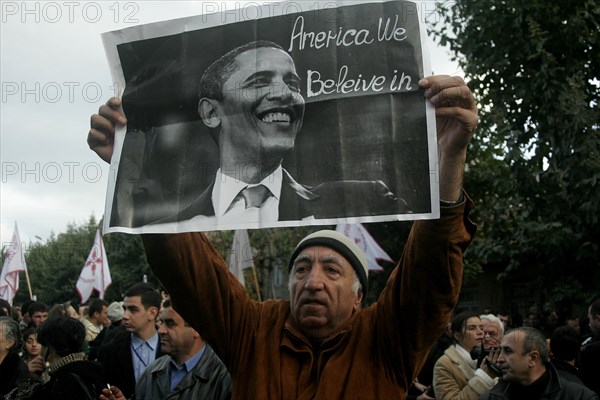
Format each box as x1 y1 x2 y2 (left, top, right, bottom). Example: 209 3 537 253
142 199 475 400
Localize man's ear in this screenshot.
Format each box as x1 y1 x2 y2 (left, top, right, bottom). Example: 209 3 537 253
353 290 364 311
148 306 159 321
199 98 221 128
5 338 15 351
528 350 541 366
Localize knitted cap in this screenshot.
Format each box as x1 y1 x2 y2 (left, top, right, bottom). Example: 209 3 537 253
289 230 368 296
107 301 123 323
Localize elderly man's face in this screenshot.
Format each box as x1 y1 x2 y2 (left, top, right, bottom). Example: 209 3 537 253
289 246 362 340
217 47 305 159
482 319 502 349
497 331 536 385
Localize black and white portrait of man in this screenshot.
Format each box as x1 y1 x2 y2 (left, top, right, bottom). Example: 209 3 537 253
103 1 435 232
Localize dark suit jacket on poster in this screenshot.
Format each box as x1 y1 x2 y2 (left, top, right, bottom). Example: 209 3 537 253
96 328 163 399
155 169 410 224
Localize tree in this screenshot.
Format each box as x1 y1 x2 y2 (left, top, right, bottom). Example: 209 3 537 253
17 217 155 306
432 0 600 307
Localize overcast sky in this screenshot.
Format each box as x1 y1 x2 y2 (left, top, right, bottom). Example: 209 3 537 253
1 0 461 247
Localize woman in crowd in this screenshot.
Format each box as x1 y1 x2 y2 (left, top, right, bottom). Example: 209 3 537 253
433 311 500 400
0 317 29 396
7 316 107 400
21 327 42 364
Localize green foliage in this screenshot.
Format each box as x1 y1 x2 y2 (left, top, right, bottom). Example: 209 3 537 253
14 217 415 308
18 216 98 306
15 217 154 306
432 0 600 303
101 231 158 300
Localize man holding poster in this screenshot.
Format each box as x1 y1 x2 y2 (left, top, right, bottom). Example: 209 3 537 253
88 2 479 398
88 73 478 399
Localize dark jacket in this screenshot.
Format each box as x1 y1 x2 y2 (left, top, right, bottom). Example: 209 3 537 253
30 360 107 400
143 198 475 399
579 337 600 396
135 344 231 400
97 328 163 399
0 352 29 396
481 364 598 400
551 359 585 386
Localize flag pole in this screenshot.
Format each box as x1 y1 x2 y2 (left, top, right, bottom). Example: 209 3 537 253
247 231 262 301
24 268 33 299
251 264 262 302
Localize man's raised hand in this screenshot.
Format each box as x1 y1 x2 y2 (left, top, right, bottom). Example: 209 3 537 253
88 97 127 164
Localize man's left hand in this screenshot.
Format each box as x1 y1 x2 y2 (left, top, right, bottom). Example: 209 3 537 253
419 75 478 202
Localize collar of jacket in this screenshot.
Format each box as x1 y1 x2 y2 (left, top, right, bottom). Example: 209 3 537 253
444 345 476 380
489 363 564 397
281 310 358 353
146 345 215 383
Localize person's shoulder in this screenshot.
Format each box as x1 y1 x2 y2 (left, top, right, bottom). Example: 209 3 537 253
99 327 130 350
50 365 105 400
433 350 453 369
58 359 105 381
484 379 509 397
150 183 216 224
551 360 585 386
144 354 171 374
558 377 599 399
581 337 600 352
1 352 29 383
309 180 411 216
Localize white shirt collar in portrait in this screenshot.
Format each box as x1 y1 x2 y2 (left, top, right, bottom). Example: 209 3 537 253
212 166 283 223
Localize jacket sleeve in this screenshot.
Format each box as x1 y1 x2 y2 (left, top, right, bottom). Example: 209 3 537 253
374 194 476 388
141 232 258 373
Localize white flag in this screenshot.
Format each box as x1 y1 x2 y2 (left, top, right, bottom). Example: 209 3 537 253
335 224 394 271
0 223 27 305
228 230 254 285
76 229 112 303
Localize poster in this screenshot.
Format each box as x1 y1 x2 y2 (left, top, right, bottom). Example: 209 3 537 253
101 0 438 233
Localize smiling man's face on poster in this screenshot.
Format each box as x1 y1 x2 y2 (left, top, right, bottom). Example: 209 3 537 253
202 46 306 163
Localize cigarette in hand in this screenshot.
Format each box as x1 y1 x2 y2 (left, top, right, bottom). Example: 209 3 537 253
107 384 113 394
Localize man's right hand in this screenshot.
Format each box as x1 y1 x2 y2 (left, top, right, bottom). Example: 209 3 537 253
88 97 127 164
99 385 126 400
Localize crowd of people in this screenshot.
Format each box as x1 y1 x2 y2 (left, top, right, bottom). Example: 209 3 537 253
0 286 231 400
1 295 598 399
405 304 600 400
